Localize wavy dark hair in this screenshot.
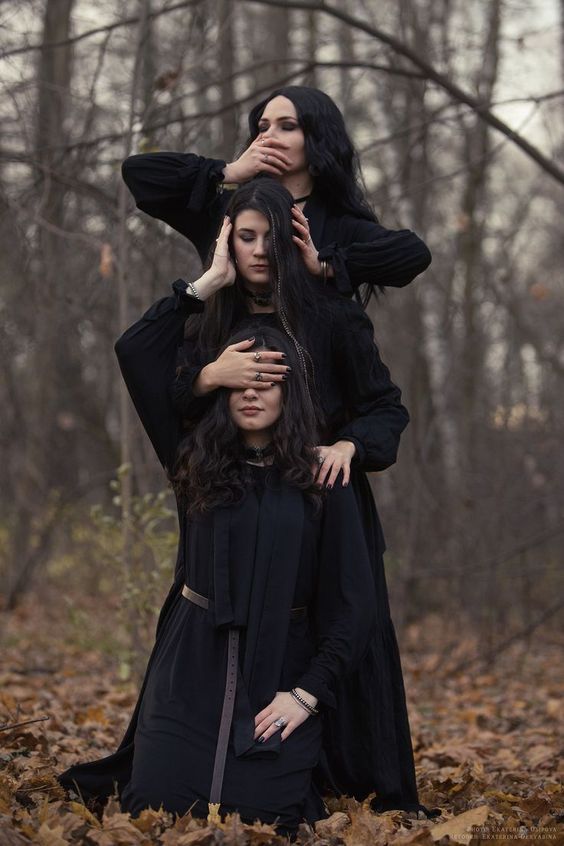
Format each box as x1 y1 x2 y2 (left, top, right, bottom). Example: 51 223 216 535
247 86 377 224
184 177 322 396
171 326 324 515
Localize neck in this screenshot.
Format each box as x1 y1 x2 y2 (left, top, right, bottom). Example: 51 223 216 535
243 280 276 313
280 171 313 202
243 430 272 450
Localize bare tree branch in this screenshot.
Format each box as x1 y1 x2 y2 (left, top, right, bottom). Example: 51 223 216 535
238 0 564 185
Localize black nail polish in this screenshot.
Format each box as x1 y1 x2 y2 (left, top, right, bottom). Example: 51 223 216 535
271 382 276 386
327 484 333 489
282 375 287 380
286 366 292 372
280 353 287 359
258 736 266 743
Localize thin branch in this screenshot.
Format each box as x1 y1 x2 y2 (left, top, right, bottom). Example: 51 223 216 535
0 0 204 61
238 0 564 186
0 715 50 732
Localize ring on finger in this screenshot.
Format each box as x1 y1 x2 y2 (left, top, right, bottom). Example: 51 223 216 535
253 351 262 362
273 717 287 728
317 454 325 466
255 372 263 381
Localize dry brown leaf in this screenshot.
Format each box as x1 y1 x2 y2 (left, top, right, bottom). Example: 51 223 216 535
0 824 33 845
314 811 351 837
35 821 69 846
430 805 491 843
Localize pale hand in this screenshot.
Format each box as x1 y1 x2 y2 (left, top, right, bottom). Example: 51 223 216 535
208 216 236 288
254 689 317 743
197 340 290 393
291 205 323 275
315 440 356 487
223 135 293 183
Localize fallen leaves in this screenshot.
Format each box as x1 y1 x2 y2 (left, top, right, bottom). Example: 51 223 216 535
0 594 562 844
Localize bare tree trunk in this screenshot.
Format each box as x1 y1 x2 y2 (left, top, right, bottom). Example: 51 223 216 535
5 0 75 609
218 0 238 159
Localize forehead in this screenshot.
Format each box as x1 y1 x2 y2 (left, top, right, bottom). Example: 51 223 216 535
234 209 270 230
260 95 297 121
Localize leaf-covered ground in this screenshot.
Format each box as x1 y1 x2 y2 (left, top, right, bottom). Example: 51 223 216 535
1 591 562 845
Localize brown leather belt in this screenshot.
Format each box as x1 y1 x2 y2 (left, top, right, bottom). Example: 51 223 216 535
180 584 307 805
181 584 307 616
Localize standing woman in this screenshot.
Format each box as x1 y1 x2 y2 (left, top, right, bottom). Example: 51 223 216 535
77 176 437 819
121 85 431 305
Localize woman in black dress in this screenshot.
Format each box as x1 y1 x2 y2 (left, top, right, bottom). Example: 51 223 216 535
56 274 393 836
128 177 436 816
116 323 378 837
121 85 431 305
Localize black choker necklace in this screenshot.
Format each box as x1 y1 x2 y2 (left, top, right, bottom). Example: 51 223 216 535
294 193 311 204
243 286 273 307
243 442 274 463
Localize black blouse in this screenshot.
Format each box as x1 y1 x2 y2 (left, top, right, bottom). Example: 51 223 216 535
121 152 432 299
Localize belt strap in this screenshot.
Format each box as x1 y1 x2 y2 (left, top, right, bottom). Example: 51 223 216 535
181 583 307 806
209 627 239 804
181 584 307 616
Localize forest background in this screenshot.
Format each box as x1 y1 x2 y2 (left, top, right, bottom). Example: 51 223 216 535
0 1 563 843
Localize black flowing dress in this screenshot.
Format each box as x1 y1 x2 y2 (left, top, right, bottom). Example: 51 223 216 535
121 151 432 300
58 296 379 835
56 278 440 819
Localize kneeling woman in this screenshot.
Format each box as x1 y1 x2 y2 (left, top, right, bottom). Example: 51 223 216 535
59 322 377 837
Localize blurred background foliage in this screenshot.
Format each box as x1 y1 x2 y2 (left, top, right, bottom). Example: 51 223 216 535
0 0 563 673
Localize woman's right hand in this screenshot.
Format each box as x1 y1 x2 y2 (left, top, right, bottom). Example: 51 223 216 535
196 339 291 394
190 217 236 301
223 134 292 183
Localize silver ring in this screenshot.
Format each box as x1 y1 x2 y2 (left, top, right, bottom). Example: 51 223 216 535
260 138 265 145
255 372 263 381
253 351 262 362
317 454 325 465
273 717 287 728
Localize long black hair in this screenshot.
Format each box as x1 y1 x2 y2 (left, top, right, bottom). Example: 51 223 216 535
171 326 324 515
247 86 377 223
184 177 322 396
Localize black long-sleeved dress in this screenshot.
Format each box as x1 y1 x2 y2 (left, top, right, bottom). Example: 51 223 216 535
56 294 381 835
120 152 431 299
57 279 440 821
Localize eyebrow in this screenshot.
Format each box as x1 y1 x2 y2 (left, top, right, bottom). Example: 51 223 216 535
258 116 297 122
236 227 270 234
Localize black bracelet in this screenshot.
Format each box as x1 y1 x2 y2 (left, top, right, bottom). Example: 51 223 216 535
291 688 319 715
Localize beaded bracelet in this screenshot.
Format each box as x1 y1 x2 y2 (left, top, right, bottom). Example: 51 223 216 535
291 688 319 716
185 280 201 300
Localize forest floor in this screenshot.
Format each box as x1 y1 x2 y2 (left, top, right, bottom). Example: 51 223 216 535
0 588 562 846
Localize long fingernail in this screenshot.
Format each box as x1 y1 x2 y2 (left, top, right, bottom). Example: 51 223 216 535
258 736 266 743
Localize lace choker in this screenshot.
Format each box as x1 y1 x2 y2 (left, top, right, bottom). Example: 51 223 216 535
243 442 274 463
243 286 273 307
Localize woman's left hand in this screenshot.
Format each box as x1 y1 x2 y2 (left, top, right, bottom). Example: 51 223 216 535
254 690 315 743
314 440 356 488
291 205 322 276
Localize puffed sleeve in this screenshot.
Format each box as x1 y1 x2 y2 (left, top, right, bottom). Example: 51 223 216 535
331 298 409 472
114 279 204 471
121 152 232 262
295 483 376 708
318 216 432 297
170 341 217 422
